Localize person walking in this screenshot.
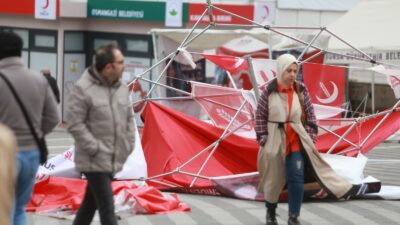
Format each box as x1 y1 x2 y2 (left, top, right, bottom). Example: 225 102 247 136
41 68 60 103
0 31 60 225
255 54 354 225
66 44 136 225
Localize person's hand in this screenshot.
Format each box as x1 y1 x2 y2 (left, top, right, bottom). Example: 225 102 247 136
259 135 267 147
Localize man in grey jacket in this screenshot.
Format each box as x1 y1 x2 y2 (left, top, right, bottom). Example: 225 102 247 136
66 44 136 225
0 31 60 225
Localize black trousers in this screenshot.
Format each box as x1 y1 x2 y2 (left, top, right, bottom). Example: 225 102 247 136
73 172 118 225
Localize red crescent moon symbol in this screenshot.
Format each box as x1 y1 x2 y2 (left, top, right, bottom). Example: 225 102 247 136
42 0 50 9
264 5 269 18
260 5 270 20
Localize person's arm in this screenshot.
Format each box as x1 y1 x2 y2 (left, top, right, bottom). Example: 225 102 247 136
52 78 60 103
302 85 318 143
66 85 102 156
41 84 60 135
255 89 270 146
126 95 136 154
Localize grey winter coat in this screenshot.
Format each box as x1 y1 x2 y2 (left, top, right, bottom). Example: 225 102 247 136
66 66 136 175
0 57 59 151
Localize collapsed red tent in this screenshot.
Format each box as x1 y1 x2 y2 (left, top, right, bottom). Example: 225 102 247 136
141 101 258 188
316 109 400 156
27 177 190 214
142 101 400 190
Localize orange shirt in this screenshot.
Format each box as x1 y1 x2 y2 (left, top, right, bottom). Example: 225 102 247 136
277 83 301 155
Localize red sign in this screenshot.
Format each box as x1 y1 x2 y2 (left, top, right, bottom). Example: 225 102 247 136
0 0 34 15
188 3 254 24
0 0 59 16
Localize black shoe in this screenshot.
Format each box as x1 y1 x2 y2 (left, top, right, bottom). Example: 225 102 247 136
266 211 278 225
288 216 301 225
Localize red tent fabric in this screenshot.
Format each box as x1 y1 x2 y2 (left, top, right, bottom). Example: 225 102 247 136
142 102 400 189
316 110 400 156
141 101 258 188
27 177 190 214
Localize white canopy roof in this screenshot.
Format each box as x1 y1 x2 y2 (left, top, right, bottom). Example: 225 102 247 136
328 0 400 51
151 28 330 60
278 0 357 11
221 35 269 54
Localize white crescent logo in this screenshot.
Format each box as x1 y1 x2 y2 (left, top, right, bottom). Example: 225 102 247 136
316 81 338 104
234 58 245 69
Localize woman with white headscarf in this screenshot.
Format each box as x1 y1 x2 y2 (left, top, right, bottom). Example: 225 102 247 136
255 54 355 225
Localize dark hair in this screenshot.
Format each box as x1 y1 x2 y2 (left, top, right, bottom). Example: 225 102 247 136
94 44 119 72
0 31 23 60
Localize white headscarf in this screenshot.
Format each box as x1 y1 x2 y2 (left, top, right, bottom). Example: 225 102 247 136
276 54 299 85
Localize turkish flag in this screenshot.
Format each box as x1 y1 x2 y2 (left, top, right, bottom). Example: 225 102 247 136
303 63 346 108
201 54 248 75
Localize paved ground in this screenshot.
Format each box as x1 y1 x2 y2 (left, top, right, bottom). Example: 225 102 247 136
28 127 400 225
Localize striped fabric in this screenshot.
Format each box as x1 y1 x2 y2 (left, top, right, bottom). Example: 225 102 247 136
255 81 318 145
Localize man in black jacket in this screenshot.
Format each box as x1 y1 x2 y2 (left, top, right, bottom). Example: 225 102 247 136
41 68 60 103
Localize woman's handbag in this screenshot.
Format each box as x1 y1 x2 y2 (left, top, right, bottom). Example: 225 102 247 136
0 72 48 164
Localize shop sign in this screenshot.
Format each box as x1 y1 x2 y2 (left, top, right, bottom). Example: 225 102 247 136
35 0 57 20
325 50 400 65
0 0 59 16
188 3 254 24
88 0 188 22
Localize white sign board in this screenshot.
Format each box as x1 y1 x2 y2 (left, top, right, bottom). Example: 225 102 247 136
35 0 56 20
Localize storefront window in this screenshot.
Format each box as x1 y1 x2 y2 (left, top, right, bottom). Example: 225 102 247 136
94 39 118 49
126 39 148 53
65 32 84 51
34 34 56 48
12 29 29 49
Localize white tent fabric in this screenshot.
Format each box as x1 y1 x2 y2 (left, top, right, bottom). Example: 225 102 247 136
221 35 269 54
278 0 357 11
151 28 330 60
36 125 147 182
327 0 400 58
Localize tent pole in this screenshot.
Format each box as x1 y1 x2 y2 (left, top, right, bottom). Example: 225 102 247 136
189 100 249 186
181 25 212 49
147 179 177 188
297 28 324 61
145 7 209 97
372 71 376 113
140 74 192 96
298 50 324 65
325 28 375 63
226 71 238 89
127 51 176 87
360 99 400 147
146 171 176 181
326 120 359 154
318 125 359 149
179 171 212 180
246 56 260 102
180 8 209 48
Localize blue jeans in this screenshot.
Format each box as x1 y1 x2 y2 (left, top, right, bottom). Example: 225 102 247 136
285 151 304 217
13 150 40 225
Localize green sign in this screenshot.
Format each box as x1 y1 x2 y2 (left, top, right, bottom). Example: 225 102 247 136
87 0 188 22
